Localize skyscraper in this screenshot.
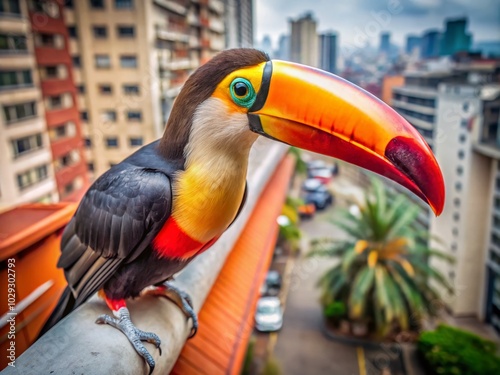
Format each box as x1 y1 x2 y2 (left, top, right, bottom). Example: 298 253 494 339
289 12 318 67
276 34 290 61
421 29 442 59
224 0 253 48
379 32 391 55
406 35 421 55
440 17 472 56
319 31 337 74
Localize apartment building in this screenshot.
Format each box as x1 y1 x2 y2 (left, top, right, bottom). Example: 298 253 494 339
29 0 88 201
0 0 58 210
66 0 225 178
225 0 253 48
392 59 500 331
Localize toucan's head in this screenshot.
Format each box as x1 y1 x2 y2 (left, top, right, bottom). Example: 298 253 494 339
162 49 444 215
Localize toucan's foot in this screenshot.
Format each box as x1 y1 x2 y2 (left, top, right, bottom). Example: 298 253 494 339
96 307 161 375
143 282 198 338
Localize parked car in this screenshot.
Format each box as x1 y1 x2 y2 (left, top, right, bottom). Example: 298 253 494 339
301 179 333 210
307 160 338 183
261 270 282 296
255 297 283 332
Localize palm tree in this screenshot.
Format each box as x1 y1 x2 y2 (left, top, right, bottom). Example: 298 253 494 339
310 178 454 337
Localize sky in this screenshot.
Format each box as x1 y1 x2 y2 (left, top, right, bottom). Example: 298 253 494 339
255 0 500 50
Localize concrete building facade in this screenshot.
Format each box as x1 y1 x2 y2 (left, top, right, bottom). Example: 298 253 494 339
0 0 58 210
392 60 500 331
224 0 253 48
29 0 88 201
65 0 226 178
319 31 337 74
289 12 318 67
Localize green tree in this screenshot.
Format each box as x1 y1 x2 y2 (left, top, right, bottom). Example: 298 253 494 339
310 178 454 337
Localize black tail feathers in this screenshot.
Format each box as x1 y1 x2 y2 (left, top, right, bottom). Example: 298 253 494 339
37 286 76 339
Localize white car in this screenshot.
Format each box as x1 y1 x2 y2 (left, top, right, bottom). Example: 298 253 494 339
255 297 283 332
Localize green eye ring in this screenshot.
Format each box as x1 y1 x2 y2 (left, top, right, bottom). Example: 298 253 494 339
230 78 256 108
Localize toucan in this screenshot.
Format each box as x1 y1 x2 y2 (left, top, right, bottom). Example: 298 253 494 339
39 49 444 373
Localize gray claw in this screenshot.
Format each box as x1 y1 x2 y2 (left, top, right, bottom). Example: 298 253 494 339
96 307 161 374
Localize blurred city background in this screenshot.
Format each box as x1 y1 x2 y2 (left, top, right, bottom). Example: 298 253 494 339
0 0 499 374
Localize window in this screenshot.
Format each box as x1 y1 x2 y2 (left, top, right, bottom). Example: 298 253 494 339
80 111 88 121
54 150 80 171
455 182 462 192
458 150 465 159
101 110 116 122
65 0 73 8
95 54 111 68
456 166 463 175
89 0 104 9
12 133 43 157
3 102 36 123
36 33 64 48
68 26 77 38
49 122 75 141
0 34 27 53
17 165 48 190
45 66 58 78
87 162 94 172
115 0 133 8
72 55 81 68
0 70 32 89
93 26 107 38
106 137 119 148
459 133 467 143
120 55 137 68
117 25 135 37
85 137 92 147
127 110 142 121
129 137 143 146
99 84 112 94
453 212 460 222
123 84 139 95
0 0 22 15
46 93 72 110
77 84 85 94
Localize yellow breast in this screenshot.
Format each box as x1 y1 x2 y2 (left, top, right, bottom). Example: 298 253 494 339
172 160 247 243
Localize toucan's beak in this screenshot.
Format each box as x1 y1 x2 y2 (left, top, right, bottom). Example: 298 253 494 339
248 60 445 215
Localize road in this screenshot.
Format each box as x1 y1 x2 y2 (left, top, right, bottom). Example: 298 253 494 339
272 209 362 375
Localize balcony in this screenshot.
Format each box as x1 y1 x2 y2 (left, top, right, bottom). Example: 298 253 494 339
391 99 435 116
188 35 200 48
208 0 224 14
156 26 189 43
473 122 500 159
153 0 187 15
186 12 199 26
393 85 437 99
159 58 196 71
208 17 224 33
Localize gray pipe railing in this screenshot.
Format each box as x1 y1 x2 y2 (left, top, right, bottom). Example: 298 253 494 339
2 140 287 375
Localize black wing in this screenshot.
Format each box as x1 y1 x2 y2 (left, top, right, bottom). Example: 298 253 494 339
57 167 172 306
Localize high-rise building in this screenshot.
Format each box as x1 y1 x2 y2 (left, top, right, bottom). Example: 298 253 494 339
379 31 390 55
276 34 289 61
1 0 56 209
65 0 226 178
0 0 88 211
259 34 273 57
406 35 421 55
440 17 472 56
391 60 500 331
319 31 337 74
224 0 253 48
29 0 88 201
421 29 442 59
289 12 318 67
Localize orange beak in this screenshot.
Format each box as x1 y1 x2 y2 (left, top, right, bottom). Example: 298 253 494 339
248 60 445 215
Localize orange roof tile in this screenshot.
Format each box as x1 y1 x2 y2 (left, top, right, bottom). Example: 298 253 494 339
171 155 295 375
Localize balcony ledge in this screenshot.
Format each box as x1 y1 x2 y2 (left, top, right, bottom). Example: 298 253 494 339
1 139 288 375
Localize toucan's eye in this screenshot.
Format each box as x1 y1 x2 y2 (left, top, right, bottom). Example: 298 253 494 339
230 78 256 108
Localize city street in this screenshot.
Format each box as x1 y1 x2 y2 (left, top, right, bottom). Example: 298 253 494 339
272 209 361 375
